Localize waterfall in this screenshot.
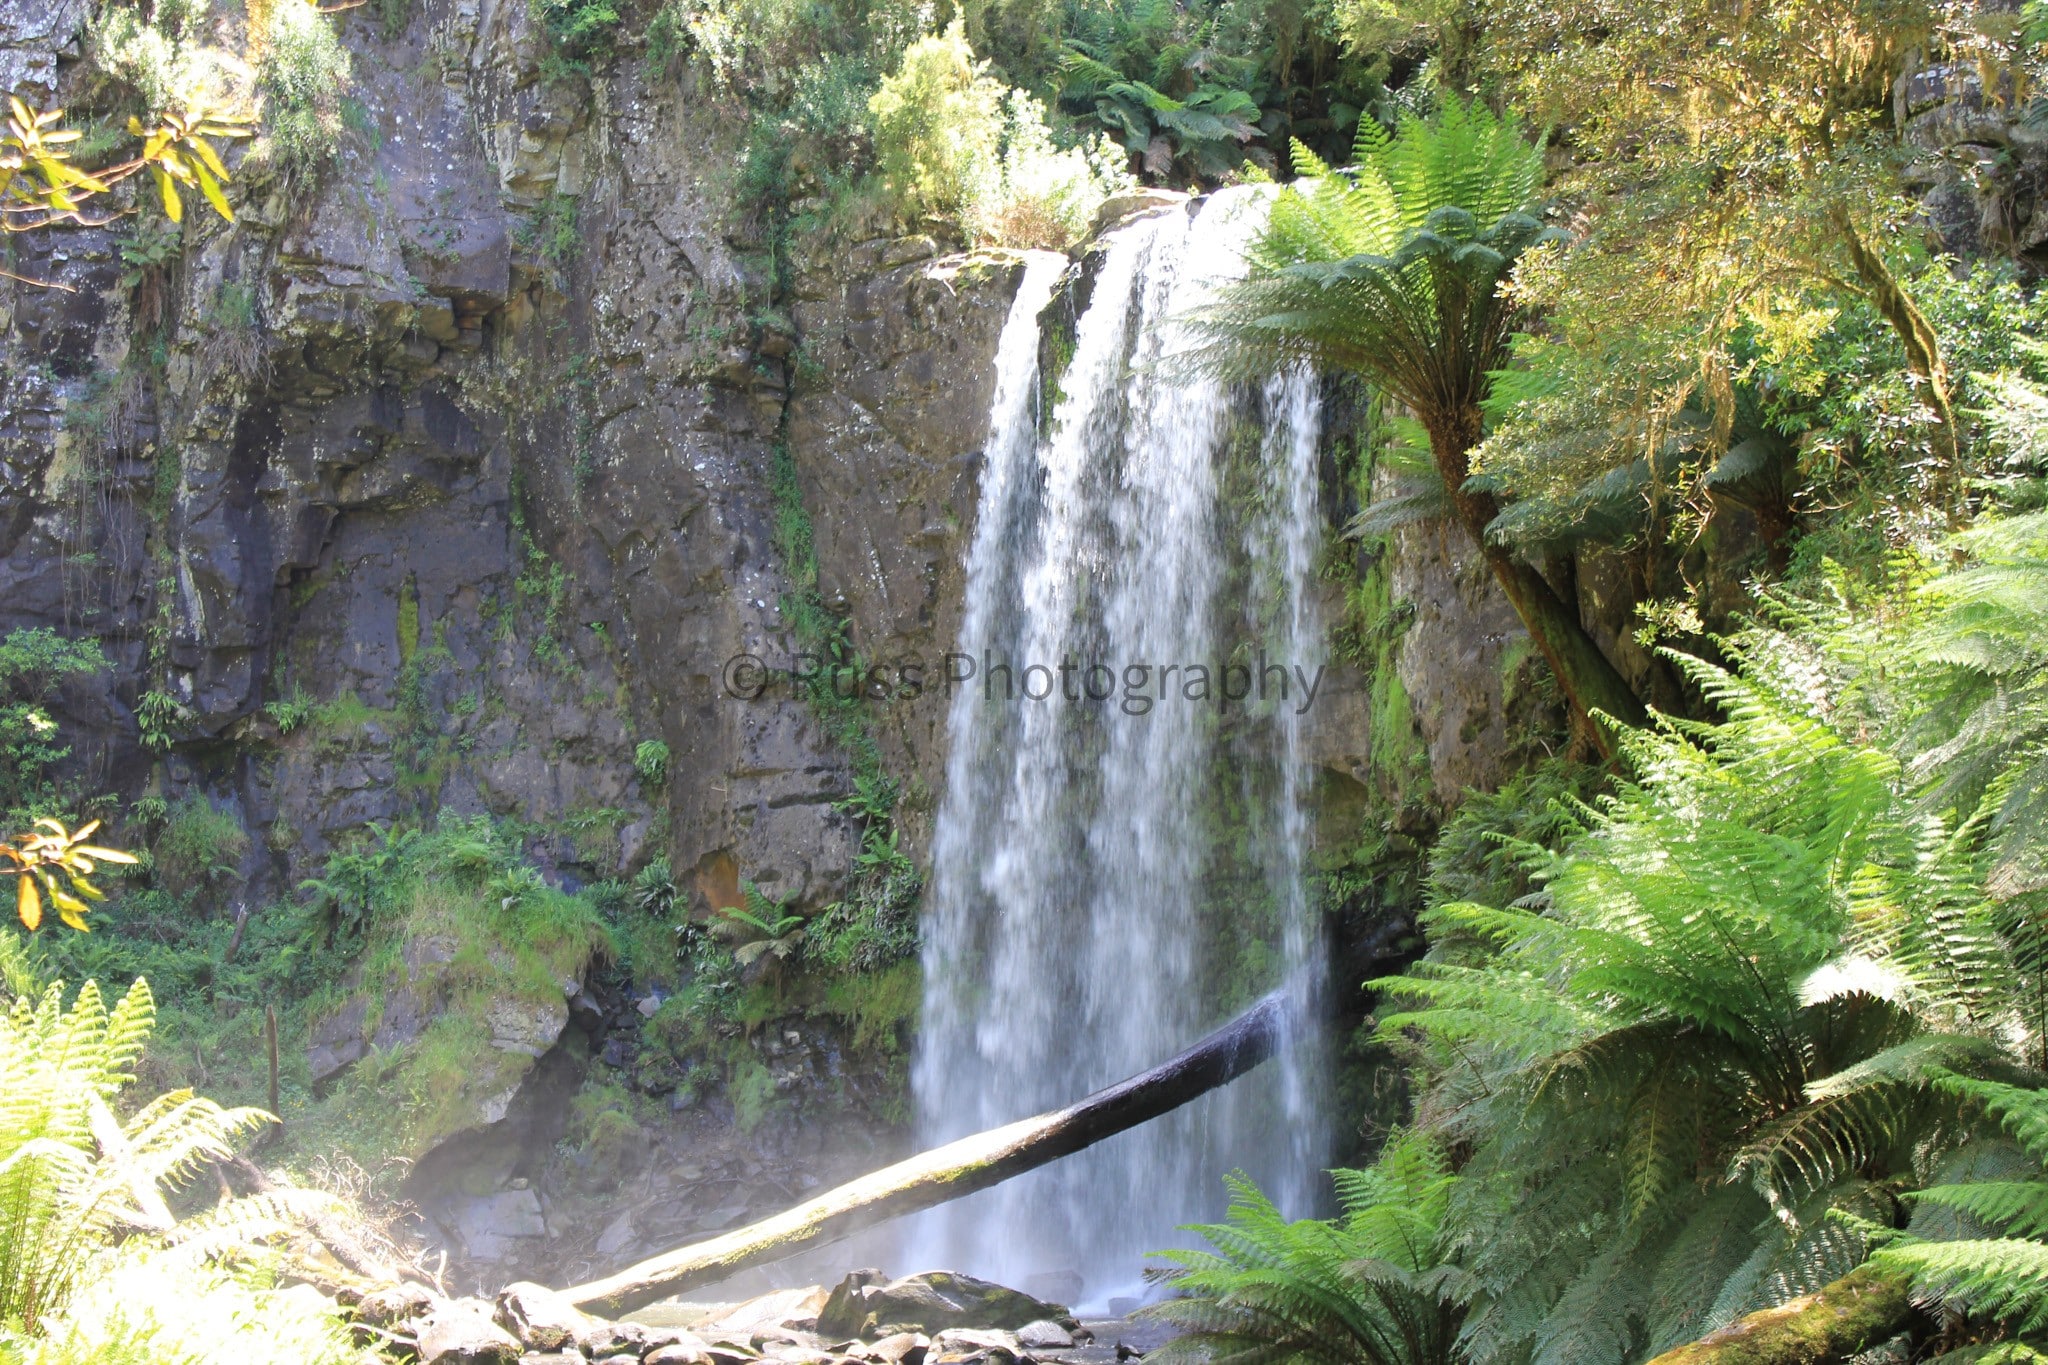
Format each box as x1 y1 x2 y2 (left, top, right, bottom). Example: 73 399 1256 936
911 190 1326 1305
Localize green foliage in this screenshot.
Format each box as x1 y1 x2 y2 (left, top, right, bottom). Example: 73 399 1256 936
0 974 358 1362
868 23 1130 248
258 0 351 185
294 822 417 946
1873 1075 2048 1338
149 797 247 898
531 0 621 77
634 738 671 787
134 690 181 755
264 688 313 735
1146 1132 1470 1365
1058 36 1262 180
1201 95 1550 412
0 632 107 825
516 192 581 267
632 856 678 915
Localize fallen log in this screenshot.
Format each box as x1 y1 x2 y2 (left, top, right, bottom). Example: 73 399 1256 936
562 990 1291 1316
1644 1265 1919 1365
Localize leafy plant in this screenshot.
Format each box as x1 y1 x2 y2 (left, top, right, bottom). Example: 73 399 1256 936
0 631 108 820
714 885 805 968
263 688 313 736
530 0 621 76
134 690 181 755
1147 1132 1470 1365
0 974 365 1359
258 0 351 186
1203 97 1645 749
2 821 136 933
868 23 1129 248
2 96 246 241
296 823 418 944
632 856 678 916
1058 44 1261 180
634 739 671 788
152 798 247 898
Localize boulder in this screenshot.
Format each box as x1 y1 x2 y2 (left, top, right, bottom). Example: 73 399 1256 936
415 1296 524 1364
928 1329 1024 1365
816 1270 891 1337
862 1333 929 1365
1015 1323 1073 1351
356 1281 438 1327
825 1272 1071 1339
497 1281 599 1351
646 1342 719 1365
698 1285 832 1337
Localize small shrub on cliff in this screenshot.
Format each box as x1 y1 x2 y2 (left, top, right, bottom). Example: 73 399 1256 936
258 0 350 186
869 23 1129 249
0 631 107 823
151 797 248 898
531 0 621 78
634 738 670 787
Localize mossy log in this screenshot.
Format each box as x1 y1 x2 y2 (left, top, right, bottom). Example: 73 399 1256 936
560 991 1290 1316
1644 1265 1918 1365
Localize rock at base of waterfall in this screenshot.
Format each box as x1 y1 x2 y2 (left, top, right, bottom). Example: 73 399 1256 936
698 1284 833 1337
819 1271 1073 1338
645 1341 719 1365
415 1296 524 1364
929 1329 1025 1365
856 1331 930 1365
498 1281 599 1351
357 1281 438 1327
1015 1322 1074 1351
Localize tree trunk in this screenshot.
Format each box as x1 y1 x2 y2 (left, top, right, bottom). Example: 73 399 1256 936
1644 1266 1919 1365
1830 204 1961 520
560 992 1291 1317
1426 409 1648 754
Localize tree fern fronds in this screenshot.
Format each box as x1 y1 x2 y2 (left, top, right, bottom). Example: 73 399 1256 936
1874 1237 2048 1333
1936 1074 2048 1168
1911 1181 2048 1240
1148 1138 1466 1365
1644 1186 1774 1353
1524 1212 1659 1365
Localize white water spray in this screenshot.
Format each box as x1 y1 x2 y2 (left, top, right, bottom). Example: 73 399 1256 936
911 193 1326 1304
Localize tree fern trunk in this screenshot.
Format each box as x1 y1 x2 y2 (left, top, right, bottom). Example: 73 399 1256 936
1425 410 1648 754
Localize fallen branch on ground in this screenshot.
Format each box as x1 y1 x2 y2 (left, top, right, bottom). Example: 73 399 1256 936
561 991 1292 1316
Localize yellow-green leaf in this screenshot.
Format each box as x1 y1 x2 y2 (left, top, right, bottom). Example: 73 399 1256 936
16 874 40 931
194 160 231 221
185 134 230 182
155 167 182 221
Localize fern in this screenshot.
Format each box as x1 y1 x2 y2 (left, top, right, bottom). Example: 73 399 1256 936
1145 1132 1469 1365
0 975 299 1341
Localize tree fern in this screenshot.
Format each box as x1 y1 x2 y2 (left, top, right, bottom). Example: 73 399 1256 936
1145 1132 1469 1365
0 976 281 1335
1370 613 2030 1363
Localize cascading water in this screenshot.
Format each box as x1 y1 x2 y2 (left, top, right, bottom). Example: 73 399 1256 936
909 189 1328 1303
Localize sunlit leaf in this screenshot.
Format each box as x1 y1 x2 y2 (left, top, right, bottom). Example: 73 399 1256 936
17 874 41 931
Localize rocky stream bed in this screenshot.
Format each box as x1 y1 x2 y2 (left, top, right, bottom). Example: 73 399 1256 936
362 1268 1176 1365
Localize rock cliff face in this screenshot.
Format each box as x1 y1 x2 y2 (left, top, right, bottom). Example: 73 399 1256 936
0 0 1550 1290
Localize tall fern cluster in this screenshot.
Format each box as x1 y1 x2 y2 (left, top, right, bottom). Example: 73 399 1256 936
0 974 370 1364
1159 510 2048 1363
